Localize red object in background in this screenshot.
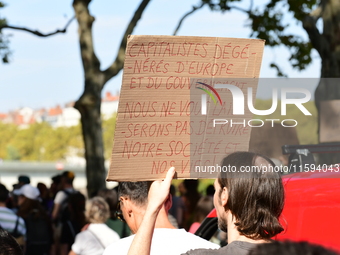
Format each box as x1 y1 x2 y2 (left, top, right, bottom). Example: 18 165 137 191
196 169 340 252
277 170 340 252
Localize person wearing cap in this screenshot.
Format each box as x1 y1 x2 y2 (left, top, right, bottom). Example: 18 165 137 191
0 183 26 244
15 184 53 253
15 184 53 255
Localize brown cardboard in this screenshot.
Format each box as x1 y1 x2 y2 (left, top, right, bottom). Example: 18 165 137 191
107 35 265 182
320 100 340 142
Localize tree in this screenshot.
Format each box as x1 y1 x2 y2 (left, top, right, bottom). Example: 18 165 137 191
71 0 150 196
1 0 339 194
1 0 150 196
0 1 10 62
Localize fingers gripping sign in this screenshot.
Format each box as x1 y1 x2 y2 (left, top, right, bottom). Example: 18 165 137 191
147 167 176 212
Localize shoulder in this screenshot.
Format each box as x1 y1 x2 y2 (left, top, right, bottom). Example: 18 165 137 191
226 241 258 253
175 230 219 248
183 241 258 255
0 206 15 215
103 235 134 255
89 223 120 238
54 190 68 204
150 229 219 254
182 247 223 255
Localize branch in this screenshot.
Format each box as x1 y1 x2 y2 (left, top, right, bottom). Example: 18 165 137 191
73 0 101 75
303 14 323 55
228 5 250 14
103 0 151 84
0 17 75 37
173 2 205 36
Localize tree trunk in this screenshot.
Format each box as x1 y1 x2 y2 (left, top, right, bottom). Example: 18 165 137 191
72 0 151 196
304 0 340 164
75 77 106 197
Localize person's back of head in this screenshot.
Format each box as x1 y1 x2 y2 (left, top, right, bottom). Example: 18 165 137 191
217 151 284 240
0 228 22 255
0 184 9 203
97 188 118 219
249 241 339 255
67 192 86 228
118 181 151 208
86 196 111 224
61 171 75 186
18 175 30 187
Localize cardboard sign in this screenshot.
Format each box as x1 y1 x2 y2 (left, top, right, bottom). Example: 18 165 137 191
107 35 265 181
320 100 340 142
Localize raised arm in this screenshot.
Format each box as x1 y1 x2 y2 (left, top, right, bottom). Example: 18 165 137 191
127 167 175 255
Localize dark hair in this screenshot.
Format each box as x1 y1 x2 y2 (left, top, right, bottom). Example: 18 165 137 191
51 174 61 184
97 188 118 219
18 176 30 185
218 151 284 239
249 241 339 255
0 228 23 255
68 192 86 228
118 182 151 207
0 184 9 202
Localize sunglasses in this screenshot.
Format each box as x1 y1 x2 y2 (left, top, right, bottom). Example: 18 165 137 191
116 199 126 223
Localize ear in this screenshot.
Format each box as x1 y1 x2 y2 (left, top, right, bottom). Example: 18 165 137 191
120 196 133 214
220 187 228 207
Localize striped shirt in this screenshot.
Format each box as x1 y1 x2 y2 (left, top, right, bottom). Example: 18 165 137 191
0 207 26 236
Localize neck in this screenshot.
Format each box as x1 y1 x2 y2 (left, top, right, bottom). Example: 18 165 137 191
0 202 6 207
154 207 176 229
136 206 175 232
227 214 269 244
63 184 73 189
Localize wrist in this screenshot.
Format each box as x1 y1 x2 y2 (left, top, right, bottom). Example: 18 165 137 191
145 203 161 216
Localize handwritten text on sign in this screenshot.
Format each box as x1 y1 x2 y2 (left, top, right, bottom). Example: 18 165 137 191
108 35 264 181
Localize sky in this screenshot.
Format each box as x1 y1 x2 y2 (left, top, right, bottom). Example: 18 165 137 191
0 0 321 113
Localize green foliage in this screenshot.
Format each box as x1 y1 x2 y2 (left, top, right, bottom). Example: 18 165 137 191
0 122 84 161
0 122 18 159
6 145 20 160
0 114 119 162
254 98 318 144
200 0 318 76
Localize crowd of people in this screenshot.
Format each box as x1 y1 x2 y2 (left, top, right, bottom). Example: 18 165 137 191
0 170 128 255
0 151 338 255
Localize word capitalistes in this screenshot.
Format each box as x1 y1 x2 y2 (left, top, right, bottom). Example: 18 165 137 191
128 41 253 59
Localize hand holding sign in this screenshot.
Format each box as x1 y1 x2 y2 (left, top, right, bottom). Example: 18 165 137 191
147 167 176 213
